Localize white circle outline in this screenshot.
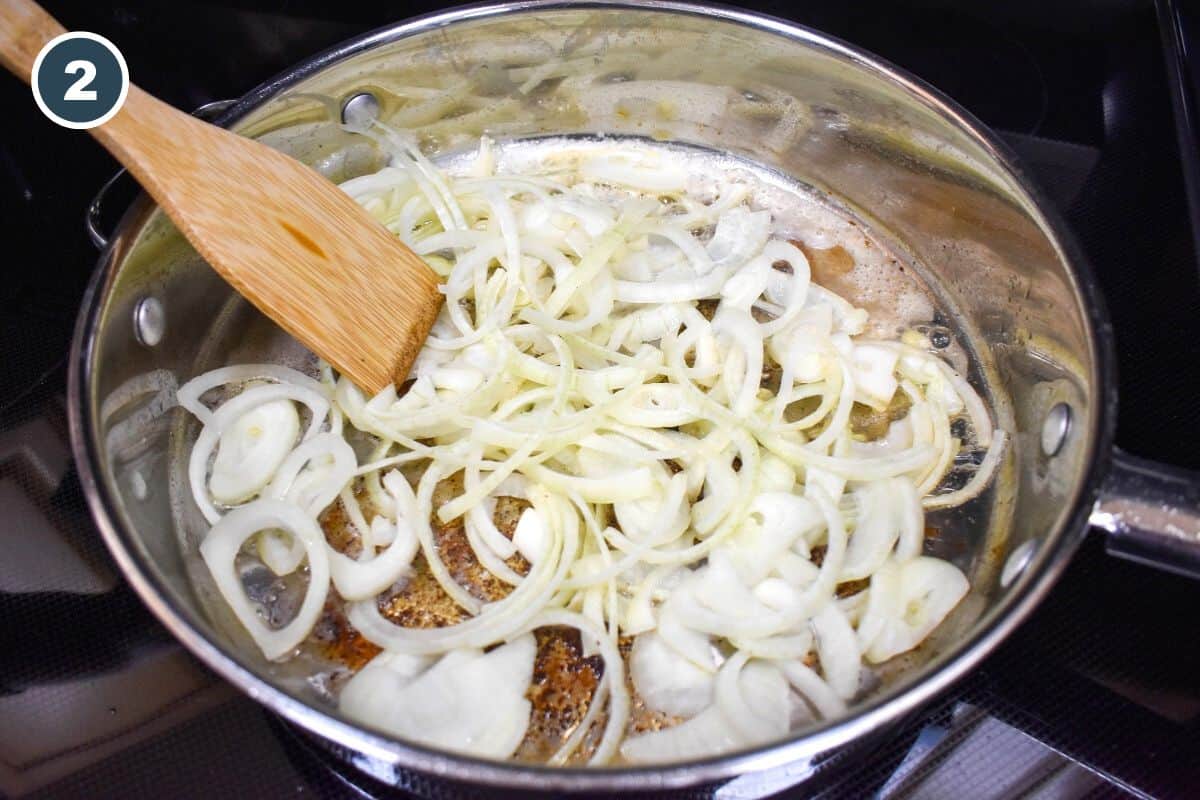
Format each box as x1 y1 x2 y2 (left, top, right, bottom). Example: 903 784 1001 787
31 31 130 131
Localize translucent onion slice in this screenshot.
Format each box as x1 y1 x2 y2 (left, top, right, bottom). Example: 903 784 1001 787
199 498 330 660
840 477 920 582
856 556 969 663
256 432 358 577
209 399 300 505
187 382 330 525
811 603 861 701
328 471 420 600
706 206 771 272
339 635 536 759
923 430 1008 511
619 705 740 764
176 364 329 426
347 490 578 654
729 631 813 661
622 651 787 764
727 492 822 584
714 652 790 745
657 598 718 673
267 432 357 516
629 631 714 719
336 651 432 717
512 507 550 563
778 659 847 719
850 344 900 409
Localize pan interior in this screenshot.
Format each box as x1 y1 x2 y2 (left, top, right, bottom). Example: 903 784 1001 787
165 131 1014 762
81 3 1100 784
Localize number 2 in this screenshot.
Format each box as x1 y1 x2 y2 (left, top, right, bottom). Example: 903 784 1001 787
63 59 97 101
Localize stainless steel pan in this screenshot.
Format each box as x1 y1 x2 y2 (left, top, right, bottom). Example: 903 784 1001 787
67 1 1200 791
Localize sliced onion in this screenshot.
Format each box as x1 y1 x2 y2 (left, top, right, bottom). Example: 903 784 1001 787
513 507 550 563
328 471 420 600
811 602 861 701
266 433 357 516
620 705 741 764
657 598 718 673
856 556 969 663
630 631 714 719
840 477 920 582
179 134 1008 766
778 659 847 719
347 489 578 654
254 433 359 577
199 498 330 660
715 652 790 744
727 492 822 584
176 364 329 426
923 430 1008 510
187 382 330 525
706 206 771 272
209 399 300 505
338 634 536 759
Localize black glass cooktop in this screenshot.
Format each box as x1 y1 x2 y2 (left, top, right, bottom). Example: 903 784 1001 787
2 1 1198 798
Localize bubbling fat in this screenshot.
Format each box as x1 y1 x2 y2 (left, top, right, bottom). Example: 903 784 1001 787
174 132 1003 767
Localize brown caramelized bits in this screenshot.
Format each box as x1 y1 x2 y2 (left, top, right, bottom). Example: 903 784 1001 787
377 555 471 629
318 488 369 559
849 391 913 441
429 472 519 603
791 240 855 284
318 473 694 761
760 357 783 394
514 626 604 763
316 598 382 670
836 578 871 599
375 472 532 628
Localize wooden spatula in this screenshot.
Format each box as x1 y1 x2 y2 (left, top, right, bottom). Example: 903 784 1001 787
0 0 442 395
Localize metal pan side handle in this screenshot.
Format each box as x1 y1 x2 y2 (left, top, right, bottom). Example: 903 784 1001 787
1091 448 1200 579
85 99 236 250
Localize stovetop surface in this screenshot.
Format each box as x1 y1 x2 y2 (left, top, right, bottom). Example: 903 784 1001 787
2 1 1198 798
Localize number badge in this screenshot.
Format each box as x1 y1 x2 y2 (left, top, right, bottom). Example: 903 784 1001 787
31 31 129 130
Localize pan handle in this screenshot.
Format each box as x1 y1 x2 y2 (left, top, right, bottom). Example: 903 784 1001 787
1090 448 1200 579
85 99 236 250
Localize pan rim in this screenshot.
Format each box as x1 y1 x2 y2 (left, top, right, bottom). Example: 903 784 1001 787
67 0 1118 790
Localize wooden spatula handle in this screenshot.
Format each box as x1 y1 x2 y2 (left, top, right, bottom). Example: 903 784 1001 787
0 0 68 82
1 0 444 395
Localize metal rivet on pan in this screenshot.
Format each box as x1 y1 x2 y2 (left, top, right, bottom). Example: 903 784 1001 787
133 297 164 347
1001 539 1038 588
1041 402 1071 456
340 91 381 127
